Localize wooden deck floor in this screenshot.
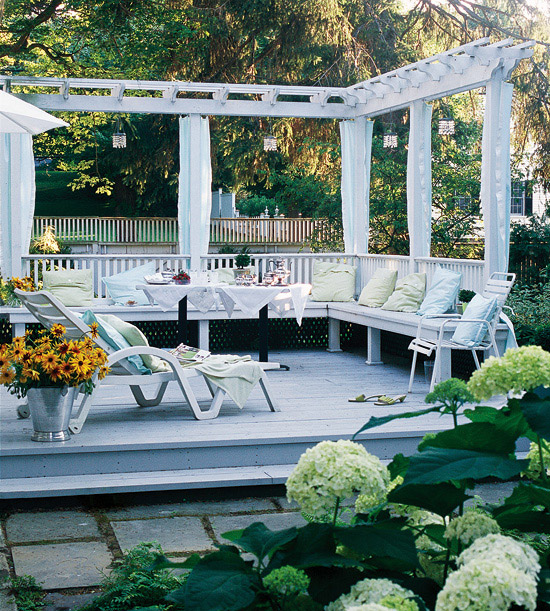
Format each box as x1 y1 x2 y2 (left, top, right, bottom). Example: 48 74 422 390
0 349 493 499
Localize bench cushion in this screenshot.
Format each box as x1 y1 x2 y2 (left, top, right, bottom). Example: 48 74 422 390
102 262 157 306
310 262 355 302
381 272 426 313
358 268 397 307
43 269 93 307
417 266 461 316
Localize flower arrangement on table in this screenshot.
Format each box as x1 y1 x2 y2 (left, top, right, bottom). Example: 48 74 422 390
0 276 37 307
0 323 109 399
172 271 191 285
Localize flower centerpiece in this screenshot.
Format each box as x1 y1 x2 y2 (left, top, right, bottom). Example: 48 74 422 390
0 276 37 307
0 324 109 441
173 271 191 285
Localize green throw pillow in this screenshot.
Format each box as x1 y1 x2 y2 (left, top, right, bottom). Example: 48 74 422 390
43 269 93 307
381 272 426 312
96 314 171 373
310 262 356 302
358 268 398 308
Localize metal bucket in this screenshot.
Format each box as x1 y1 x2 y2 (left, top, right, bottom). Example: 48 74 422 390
27 386 78 442
424 360 435 385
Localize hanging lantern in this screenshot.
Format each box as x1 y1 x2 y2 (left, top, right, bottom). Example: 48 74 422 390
438 116 455 135
112 118 127 149
263 134 277 152
383 128 398 149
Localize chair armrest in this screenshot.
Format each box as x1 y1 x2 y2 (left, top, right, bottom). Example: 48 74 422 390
415 313 462 337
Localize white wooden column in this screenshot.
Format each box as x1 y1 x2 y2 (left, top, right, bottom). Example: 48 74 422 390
188 114 203 271
481 78 514 281
406 100 433 272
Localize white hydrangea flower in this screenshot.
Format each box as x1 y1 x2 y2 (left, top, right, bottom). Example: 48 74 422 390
405 508 444 527
457 534 541 578
346 605 389 611
444 511 500 546
286 440 390 517
436 558 538 611
325 578 416 611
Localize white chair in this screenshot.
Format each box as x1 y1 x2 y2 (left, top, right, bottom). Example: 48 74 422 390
407 272 516 392
15 289 280 433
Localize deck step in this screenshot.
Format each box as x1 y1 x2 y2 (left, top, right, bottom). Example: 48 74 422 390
0 464 297 499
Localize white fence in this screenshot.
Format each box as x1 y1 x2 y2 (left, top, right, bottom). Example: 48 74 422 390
21 252 485 296
32 216 332 246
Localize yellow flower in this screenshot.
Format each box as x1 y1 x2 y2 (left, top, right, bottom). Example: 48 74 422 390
88 322 99 339
60 361 74 380
0 353 10 369
49 365 63 382
98 366 110 380
51 324 66 338
0 368 15 384
40 352 60 372
58 342 70 356
69 357 92 378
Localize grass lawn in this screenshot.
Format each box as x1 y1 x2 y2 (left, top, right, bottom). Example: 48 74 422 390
35 170 114 216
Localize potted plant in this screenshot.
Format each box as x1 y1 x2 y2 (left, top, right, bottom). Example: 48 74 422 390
172 271 191 285
234 247 252 278
0 324 109 441
457 288 476 314
0 276 37 307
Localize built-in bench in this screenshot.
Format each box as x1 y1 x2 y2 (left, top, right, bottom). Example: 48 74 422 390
0 298 510 383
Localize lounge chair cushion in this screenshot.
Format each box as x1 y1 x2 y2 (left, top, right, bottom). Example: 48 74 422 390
310 262 355 302
81 310 152 374
97 314 171 373
43 269 93 307
451 294 498 347
358 268 398 308
102 261 157 305
381 272 426 312
417 266 462 316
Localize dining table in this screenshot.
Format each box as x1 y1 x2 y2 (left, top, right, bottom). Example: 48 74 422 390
137 282 312 364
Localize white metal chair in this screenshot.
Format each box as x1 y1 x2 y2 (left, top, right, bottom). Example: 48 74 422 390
15 289 280 433
407 272 516 392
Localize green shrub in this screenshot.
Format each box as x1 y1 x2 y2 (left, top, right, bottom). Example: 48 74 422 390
6 575 44 611
79 543 185 611
507 281 550 350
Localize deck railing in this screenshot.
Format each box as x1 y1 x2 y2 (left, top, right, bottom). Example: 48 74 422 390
32 216 331 245
21 252 486 295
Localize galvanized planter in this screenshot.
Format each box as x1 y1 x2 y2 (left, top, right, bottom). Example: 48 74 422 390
27 386 78 442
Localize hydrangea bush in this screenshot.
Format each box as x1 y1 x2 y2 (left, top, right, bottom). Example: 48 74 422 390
151 349 550 611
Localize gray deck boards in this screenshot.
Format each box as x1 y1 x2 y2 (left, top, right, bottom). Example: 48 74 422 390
0 349 498 498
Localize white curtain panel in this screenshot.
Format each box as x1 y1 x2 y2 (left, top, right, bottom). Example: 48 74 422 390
177 115 212 261
339 118 373 253
0 133 35 278
481 81 513 274
406 101 433 259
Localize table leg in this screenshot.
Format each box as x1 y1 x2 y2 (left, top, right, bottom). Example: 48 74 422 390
259 305 269 362
177 296 188 345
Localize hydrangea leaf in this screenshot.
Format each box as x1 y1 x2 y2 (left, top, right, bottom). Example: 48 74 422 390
503 481 550 508
150 553 201 570
307 566 367 606
402 448 528 485
463 401 531 441
537 569 550 603
388 483 470 516
388 453 410 480
221 522 298 562
418 422 517 455
519 393 550 441
491 504 550 533
335 524 420 569
353 407 440 439
169 551 260 611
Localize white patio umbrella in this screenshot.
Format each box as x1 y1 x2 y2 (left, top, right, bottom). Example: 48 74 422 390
0 90 68 134
0 90 69 278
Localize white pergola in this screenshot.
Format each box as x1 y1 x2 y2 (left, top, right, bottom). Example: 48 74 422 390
0 38 534 278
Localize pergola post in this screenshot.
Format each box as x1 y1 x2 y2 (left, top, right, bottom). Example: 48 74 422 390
481 78 514 280
340 117 373 254
406 100 433 273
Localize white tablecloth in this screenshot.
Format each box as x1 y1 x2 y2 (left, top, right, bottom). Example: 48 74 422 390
138 283 312 325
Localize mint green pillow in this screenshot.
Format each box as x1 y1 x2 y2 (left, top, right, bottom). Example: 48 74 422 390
311 262 356 302
381 272 426 312
216 268 236 284
81 310 151 375
358 268 398 308
97 314 170 373
43 269 93 307
102 261 156 305
417 266 462 316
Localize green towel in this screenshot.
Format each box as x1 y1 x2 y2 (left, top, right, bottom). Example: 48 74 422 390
194 355 263 409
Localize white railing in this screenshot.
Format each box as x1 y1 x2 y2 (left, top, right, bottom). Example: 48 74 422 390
22 254 191 299
21 252 486 298
416 257 485 292
33 217 178 244
32 216 335 245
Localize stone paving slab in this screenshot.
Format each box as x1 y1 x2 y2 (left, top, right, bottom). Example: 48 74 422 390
43 591 99 611
6 511 100 543
210 511 306 542
111 516 214 553
106 497 277 520
0 590 17 611
11 542 112 590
